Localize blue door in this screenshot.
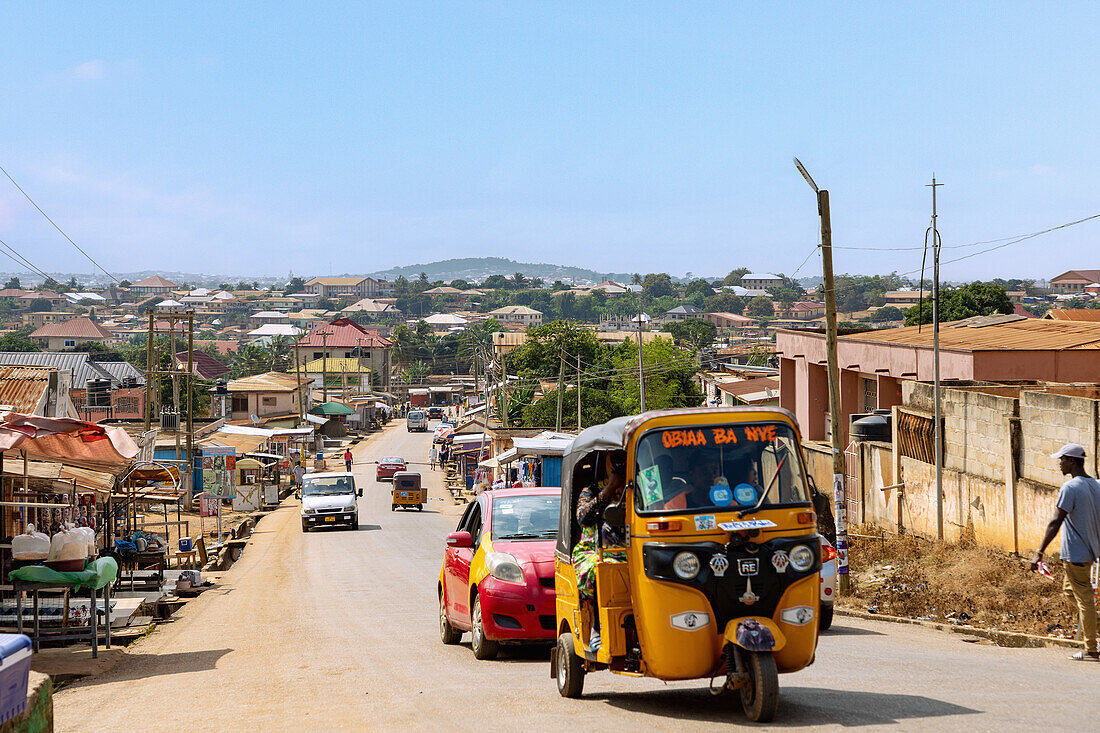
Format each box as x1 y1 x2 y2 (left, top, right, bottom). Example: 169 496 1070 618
541 457 562 488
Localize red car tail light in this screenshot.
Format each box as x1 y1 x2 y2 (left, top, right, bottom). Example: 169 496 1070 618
822 545 838 562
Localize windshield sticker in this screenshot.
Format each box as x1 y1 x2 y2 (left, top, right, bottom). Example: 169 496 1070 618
718 519 778 531
743 425 778 442
638 465 664 507
712 428 739 445
694 514 717 531
709 480 732 507
662 429 708 448
733 483 758 506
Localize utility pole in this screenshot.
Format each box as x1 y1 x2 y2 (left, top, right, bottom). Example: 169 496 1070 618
144 312 154 431
635 313 647 412
576 354 582 430
794 157 848 592
294 337 305 425
185 312 195 500
928 176 944 540
321 331 329 403
555 344 565 432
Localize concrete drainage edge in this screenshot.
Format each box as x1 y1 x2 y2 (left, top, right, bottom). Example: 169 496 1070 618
836 607 1079 650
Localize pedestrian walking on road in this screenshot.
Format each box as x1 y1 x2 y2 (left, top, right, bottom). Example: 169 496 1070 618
429 445 438 470
293 463 305 487
1030 443 1100 661
344 448 353 473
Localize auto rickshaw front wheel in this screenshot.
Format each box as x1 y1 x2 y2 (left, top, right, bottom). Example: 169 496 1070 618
734 647 778 723
555 632 585 698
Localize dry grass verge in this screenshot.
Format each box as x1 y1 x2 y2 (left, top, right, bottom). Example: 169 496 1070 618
839 526 1081 640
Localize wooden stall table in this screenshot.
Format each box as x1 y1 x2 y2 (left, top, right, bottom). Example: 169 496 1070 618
117 551 166 591
172 550 197 569
12 575 112 658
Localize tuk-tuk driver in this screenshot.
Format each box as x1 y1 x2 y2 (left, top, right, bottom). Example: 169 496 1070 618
684 453 723 508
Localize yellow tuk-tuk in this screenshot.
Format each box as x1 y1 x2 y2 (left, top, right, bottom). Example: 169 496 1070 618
391 471 425 511
551 407 822 722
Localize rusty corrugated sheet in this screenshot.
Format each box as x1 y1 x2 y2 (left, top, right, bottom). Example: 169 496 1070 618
843 318 1100 351
0 365 52 413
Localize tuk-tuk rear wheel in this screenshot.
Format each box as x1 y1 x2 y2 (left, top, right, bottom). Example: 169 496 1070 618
555 632 585 698
735 647 778 723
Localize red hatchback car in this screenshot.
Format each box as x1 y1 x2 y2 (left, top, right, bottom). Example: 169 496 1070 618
376 456 407 481
438 487 561 659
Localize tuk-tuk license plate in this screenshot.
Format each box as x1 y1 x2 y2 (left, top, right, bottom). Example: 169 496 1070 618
324 516 335 522
737 559 759 576
401 492 408 498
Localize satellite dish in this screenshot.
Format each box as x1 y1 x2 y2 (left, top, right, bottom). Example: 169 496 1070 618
250 413 260 425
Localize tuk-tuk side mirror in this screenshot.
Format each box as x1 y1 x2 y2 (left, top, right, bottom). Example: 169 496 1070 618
447 531 472 548
357 488 364 497
604 504 626 527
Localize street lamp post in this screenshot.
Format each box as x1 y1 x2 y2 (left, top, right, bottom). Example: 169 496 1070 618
794 157 849 592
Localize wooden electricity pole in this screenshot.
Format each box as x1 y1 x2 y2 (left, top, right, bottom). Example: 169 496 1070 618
555 344 565 432
795 157 849 592
576 354 582 430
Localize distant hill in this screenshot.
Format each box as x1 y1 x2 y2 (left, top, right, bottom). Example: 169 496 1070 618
367 258 633 286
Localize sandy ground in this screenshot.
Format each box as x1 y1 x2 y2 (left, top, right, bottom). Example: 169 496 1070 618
53 423 1100 731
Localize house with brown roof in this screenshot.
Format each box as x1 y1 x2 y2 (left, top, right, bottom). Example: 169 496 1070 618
1050 269 1100 294
304 277 381 299
1042 308 1100 322
220 371 310 422
129 275 179 296
175 351 231 380
776 314 1100 442
296 318 393 388
29 317 113 350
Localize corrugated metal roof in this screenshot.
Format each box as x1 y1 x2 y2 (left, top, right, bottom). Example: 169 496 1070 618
0 365 53 413
0 352 143 386
29 317 112 339
228 371 304 392
842 317 1100 351
1044 309 1100 323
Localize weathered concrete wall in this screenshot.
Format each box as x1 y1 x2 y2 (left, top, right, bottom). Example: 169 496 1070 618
1019 390 1100 486
858 442 896 530
801 440 835 498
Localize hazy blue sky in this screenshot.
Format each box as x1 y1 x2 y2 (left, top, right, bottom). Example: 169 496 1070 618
1 2 1097 281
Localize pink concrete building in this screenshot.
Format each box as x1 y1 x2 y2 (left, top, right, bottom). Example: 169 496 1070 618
776 316 1100 443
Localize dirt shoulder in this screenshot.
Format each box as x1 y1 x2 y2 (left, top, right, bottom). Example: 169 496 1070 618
838 528 1079 641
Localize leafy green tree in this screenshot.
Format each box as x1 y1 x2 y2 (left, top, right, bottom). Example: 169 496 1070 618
0 329 40 352
642 273 675 299
631 273 642 285
119 279 132 288
663 319 717 352
316 298 336 310
3 277 19 290
28 298 51 312
286 276 306 293
684 279 716 300
904 282 1014 326
508 321 601 378
704 292 744 314
521 386 627 429
482 274 510 290
510 272 529 289
609 338 703 413
449 279 471 290
746 296 774 319
867 306 904 322
767 286 802 316
722 267 750 286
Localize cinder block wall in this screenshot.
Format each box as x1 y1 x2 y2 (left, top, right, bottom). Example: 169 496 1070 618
1019 390 1100 485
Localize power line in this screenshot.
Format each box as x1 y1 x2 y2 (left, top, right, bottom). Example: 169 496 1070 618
0 162 120 284
0 237 60 286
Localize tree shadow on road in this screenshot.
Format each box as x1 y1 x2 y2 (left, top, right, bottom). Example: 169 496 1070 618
595 686 979 726
68 648 233 687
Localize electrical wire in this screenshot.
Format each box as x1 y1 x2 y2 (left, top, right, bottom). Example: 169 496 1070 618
0 162 120 284
0 237 61 287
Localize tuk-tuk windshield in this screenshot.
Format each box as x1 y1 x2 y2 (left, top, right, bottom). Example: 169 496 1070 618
633 422 810 514
303 476 355 496
492 494 561 540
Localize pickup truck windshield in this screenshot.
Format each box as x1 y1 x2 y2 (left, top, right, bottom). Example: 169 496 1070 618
303 477 355 496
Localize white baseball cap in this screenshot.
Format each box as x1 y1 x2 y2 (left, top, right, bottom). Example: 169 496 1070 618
1051 443 1087 460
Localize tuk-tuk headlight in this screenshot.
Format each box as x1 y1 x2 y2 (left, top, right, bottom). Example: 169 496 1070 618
789 544 815 572
673 552 701 580
485 552 525 584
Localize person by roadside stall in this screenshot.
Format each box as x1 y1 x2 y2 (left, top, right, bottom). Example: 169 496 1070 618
293 462 305 488
1029 443 1100 661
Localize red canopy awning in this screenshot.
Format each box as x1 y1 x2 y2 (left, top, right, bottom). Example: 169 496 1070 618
0 413 139 473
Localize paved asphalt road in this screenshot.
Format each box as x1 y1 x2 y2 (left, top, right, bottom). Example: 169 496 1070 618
55 422 1100 731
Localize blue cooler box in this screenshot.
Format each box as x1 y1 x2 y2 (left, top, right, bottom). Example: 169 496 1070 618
0 634 31 724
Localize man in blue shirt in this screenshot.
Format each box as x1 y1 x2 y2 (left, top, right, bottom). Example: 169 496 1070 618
1030 443 1100 660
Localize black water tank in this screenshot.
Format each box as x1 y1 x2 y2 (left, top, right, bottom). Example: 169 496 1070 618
850 412 892 442
86 379 111 408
